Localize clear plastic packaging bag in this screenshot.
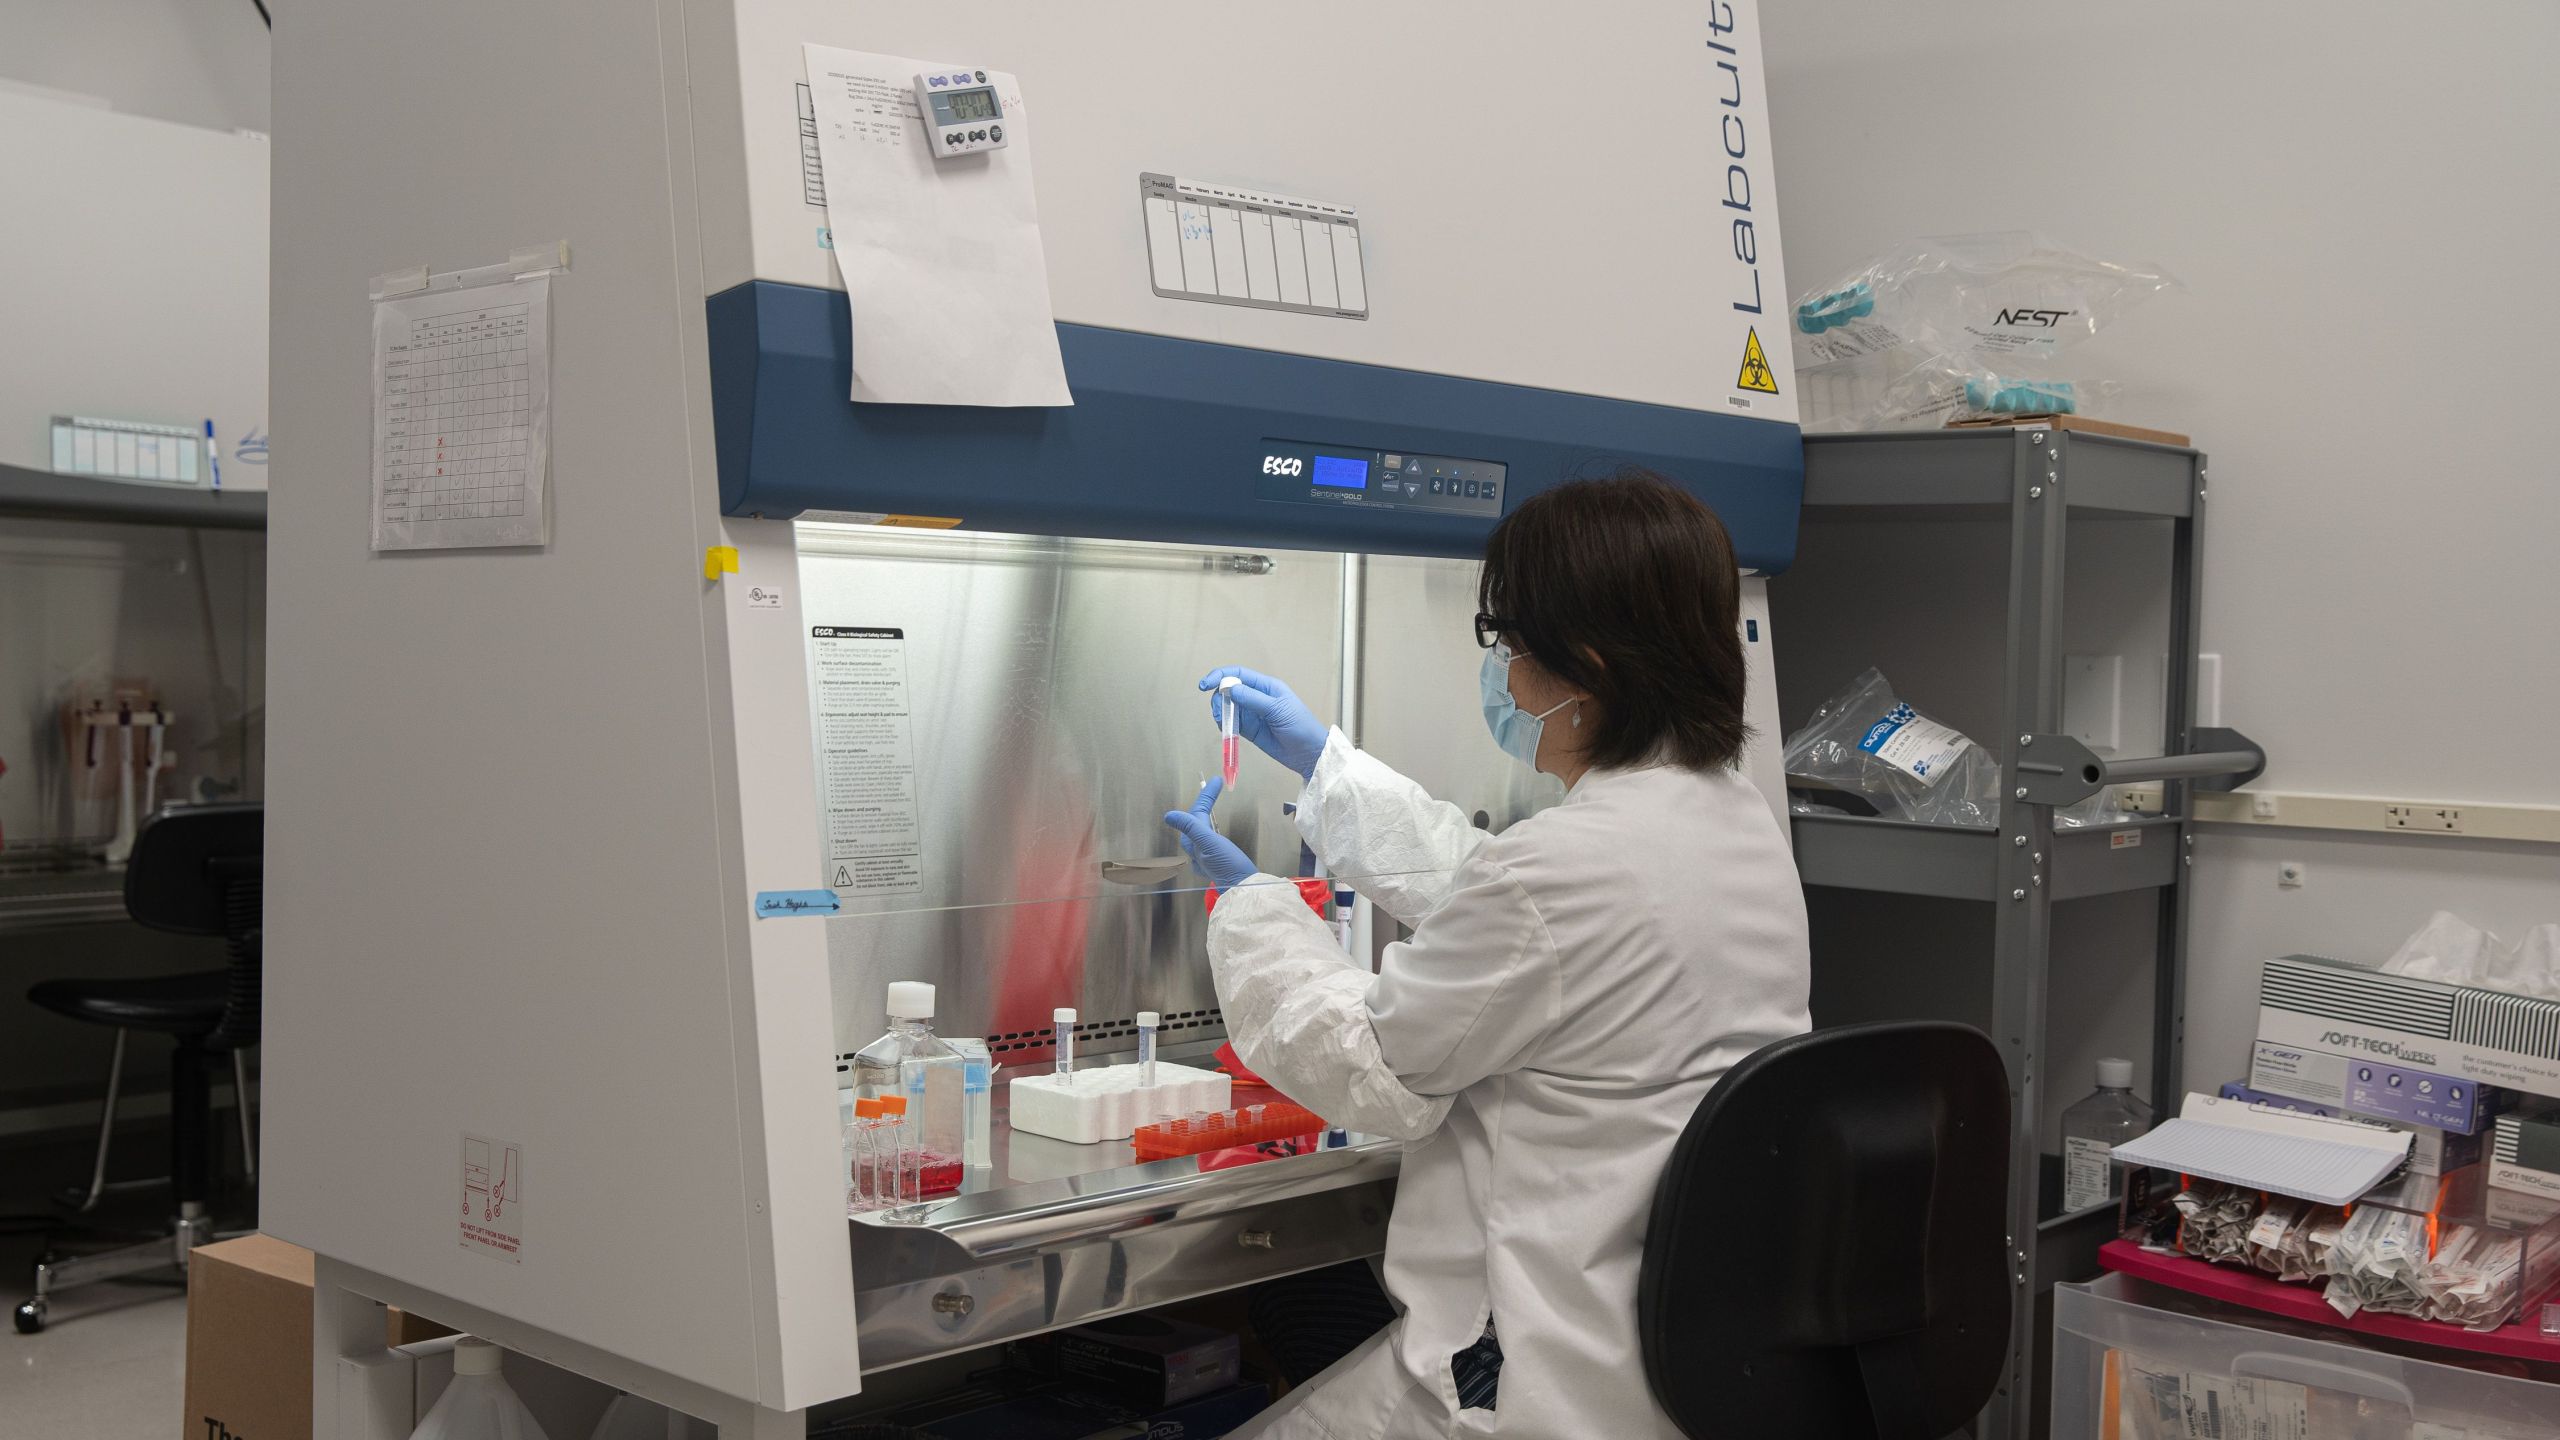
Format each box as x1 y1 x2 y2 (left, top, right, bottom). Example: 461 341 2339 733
2171 1182 2258 1266
2056 782 2138 831
1781 669 2000 827
2325 1205 2431 1318
1791 232 2178 432
2419 1223 2525 1330
2244 1197 2305 1275
2384 912 2560 999
1867 358 2128 431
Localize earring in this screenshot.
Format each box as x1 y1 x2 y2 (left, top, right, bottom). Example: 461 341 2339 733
1571 706 1583 729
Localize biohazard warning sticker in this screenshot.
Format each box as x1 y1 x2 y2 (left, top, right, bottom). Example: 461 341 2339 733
1736 327 1780 395
460 1132 525 1262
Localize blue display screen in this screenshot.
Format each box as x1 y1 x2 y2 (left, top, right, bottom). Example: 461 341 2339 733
1310 455 1369 490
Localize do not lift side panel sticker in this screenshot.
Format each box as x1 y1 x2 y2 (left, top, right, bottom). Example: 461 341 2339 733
460 1132 525 1263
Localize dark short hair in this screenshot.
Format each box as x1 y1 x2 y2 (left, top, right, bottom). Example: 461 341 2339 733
1477 468 1749 771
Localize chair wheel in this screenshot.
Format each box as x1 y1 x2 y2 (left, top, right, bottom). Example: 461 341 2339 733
13 1301 44 1334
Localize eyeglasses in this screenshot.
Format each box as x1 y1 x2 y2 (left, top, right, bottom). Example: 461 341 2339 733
1473 612 1513 650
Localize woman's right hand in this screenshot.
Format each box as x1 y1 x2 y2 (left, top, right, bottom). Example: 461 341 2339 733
1200 667 1331 781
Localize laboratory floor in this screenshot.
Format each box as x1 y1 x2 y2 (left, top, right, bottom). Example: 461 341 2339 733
0 1129 196 1440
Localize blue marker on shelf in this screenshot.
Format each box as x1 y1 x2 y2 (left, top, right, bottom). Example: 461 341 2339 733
203 419 222 490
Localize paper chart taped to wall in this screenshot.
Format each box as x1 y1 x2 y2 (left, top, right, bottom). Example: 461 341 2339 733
372 273 552 550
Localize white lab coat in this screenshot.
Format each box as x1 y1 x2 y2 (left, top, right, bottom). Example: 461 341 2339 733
1214 731 1810 1440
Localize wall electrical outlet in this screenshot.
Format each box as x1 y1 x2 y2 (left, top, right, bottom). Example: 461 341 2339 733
2384 804 2463 834
2278 861 2307 888
2112 786 2162 814
2252 794 2280 818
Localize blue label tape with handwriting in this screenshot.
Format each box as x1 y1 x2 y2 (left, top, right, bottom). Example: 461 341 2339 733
755 889 841 918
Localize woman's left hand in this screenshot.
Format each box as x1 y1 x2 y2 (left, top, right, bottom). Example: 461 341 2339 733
1163 777 1257 889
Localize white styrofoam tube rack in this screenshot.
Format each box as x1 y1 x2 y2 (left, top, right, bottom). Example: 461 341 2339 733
1008 1063 1232 1145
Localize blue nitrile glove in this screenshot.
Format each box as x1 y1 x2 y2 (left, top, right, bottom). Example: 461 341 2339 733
1164 777 1257 890
1201 667 1330 780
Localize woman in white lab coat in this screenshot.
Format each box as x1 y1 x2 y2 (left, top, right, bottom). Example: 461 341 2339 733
1163 470 1812 1440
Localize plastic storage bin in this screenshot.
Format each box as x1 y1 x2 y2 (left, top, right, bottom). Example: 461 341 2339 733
2052 1273 2560 1438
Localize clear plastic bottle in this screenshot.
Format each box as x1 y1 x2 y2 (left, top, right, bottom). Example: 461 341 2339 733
588 1392 709 1440
408 1338 550 1440
853 982 965 1198
845 1097 883 1212
2060 1057 2151 1213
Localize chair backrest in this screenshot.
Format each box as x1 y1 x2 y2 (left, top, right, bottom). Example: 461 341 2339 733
1638 1021 2011 1440
125 802 263 1050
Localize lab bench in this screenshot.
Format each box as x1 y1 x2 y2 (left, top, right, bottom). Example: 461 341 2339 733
0 862 129 934
845 1053 1397 1371
0 459 267 531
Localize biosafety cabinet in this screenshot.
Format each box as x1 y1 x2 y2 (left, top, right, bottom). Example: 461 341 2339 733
265 1 1802 1432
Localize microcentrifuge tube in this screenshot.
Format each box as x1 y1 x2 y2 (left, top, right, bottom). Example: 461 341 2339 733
1054 1007 1077 1081
1136 1011 1159 1089
1219 677 1241 788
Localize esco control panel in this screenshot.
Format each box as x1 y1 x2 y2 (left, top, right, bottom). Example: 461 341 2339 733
1254 439 1506 519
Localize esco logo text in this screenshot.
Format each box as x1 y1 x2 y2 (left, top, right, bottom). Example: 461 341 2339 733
1995 307 2075 327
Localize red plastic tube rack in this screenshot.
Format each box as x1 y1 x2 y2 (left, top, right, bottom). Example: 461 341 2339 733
1132 1101 1327 1162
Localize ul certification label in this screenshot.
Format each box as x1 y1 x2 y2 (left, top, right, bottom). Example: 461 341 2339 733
460 1133 525 1262
810 626 924 898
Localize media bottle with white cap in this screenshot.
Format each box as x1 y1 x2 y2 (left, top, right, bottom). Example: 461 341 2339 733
406 1338 550 1440
853 981 967 1199
2059 1057 2152 1212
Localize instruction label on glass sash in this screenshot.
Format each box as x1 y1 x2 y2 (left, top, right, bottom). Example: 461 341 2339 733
810 626 925 898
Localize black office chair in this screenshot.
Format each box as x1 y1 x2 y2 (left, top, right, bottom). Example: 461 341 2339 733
1640 1021 2012 1440
14 802 262 1334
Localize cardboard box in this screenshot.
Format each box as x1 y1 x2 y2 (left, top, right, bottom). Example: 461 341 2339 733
2255 953 2560 1104
2220 1078 2481 1180
1012 1313 1244 1408
2246 1039 2495 1133
1946 413 2192 447
186 1235 454 1440
2493 1110 2560 1202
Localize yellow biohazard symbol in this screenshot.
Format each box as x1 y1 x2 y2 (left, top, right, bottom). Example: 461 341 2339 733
1736 328 1780 395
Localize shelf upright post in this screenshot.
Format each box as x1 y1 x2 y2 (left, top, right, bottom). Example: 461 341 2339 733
2153 453 2208 1123
1984 427 2070 1440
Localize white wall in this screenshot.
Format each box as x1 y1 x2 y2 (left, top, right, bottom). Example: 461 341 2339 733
1767 2 2560 1093
0 90 271 479
0 4 269 1133
0 0 269 133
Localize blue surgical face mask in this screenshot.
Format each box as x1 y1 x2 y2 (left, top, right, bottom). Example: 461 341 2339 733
1479 644 1577 771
